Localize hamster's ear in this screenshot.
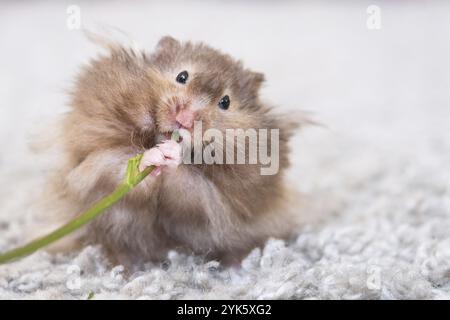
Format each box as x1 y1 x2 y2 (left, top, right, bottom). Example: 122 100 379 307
243 70 265 93
156 36 180 52
250 71 265 89
151 36 180 67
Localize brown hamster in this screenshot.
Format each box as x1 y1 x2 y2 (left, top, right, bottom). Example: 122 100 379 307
44 36 308 267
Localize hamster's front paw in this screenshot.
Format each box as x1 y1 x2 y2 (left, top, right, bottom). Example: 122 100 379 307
139 140 182 174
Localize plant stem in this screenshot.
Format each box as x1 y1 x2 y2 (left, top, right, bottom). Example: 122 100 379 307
0 158 155 264
0 131 180 264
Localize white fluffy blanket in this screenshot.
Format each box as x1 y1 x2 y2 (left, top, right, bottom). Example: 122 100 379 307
0 1 449 299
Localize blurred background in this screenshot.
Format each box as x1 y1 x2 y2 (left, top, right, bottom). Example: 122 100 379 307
0 0 449 215
0 0 449 176
1 0 450 219
0 0 449 299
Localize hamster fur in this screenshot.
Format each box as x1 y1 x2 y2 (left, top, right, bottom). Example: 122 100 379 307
43 36 310 267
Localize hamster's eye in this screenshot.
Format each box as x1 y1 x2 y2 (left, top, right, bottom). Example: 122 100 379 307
176 70 189 84
218 95 230 110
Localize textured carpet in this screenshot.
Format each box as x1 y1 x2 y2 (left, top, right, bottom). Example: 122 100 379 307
0 1 449 299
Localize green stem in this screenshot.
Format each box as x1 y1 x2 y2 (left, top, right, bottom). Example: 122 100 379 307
0 157 155 264
0 131 180 264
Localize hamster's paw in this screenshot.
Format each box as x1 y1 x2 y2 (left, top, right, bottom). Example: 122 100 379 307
139 140 182 173
156 140 182 168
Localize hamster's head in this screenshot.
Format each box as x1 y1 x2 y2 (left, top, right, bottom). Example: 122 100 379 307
68 35 292 162
149 36 267 140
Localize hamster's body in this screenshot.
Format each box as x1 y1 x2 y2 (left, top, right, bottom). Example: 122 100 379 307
45 36 305 266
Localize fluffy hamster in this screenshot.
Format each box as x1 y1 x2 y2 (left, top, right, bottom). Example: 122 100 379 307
45 36 306 267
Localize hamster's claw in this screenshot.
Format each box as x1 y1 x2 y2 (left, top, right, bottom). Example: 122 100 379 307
156 140 182 168
139 140 182 173
139 148 165 172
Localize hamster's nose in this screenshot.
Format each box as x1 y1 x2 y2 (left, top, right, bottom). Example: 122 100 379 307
175 109 196 129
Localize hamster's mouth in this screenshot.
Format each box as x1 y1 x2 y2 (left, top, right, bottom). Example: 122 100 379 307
163 131 183 143
161 121 190 141
158 123 184 142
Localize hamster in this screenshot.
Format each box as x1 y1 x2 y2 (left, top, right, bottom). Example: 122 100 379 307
44 36 308 267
